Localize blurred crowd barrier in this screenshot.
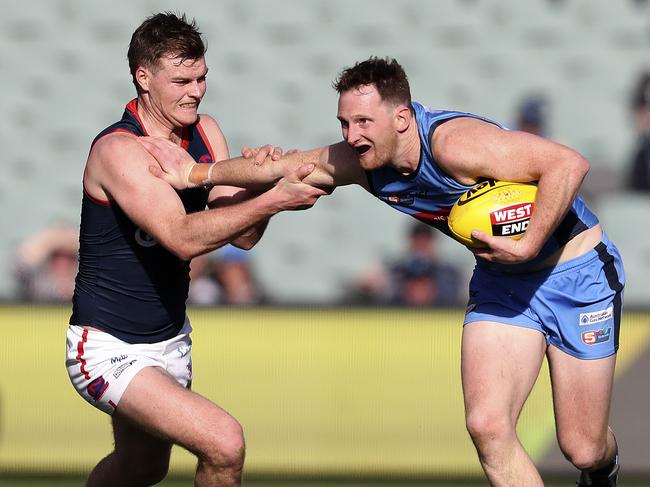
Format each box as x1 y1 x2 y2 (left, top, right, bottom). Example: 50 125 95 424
2 0 650 304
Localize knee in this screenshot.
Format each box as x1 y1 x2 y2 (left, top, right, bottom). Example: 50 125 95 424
559 437 608 471
200 417 246 471
465 409 514 449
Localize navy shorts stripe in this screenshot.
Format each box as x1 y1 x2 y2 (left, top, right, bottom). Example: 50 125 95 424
595 242 624 350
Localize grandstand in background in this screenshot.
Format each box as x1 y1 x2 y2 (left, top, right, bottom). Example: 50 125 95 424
2 0 650 304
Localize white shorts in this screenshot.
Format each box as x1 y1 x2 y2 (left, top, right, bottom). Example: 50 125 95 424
66 320 193 415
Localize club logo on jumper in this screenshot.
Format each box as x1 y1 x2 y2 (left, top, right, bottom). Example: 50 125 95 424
87 376 109 402
199 154 212 164
582 327 611 345
386 194 414 206
135 228 157 248
175 343 191 358
579 307 613 326
113 360 137 379
110 354 129 364
490 203 534 237
382 190 437 207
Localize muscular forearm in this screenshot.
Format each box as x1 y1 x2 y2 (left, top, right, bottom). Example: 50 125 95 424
142 136 362 190
191 147 333 189
162 191 285 260
523 154 589 252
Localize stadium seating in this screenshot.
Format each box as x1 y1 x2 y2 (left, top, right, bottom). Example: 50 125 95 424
2 0 650 304
595 193 650 306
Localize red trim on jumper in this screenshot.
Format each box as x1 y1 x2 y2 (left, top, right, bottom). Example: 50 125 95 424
76 328 91 380
196 117 216 163
126 98 192 148
125 99 149 136
81 166 111 206
180 127 190 150
414 208 451 223
82 186 111 206
90 127 136 149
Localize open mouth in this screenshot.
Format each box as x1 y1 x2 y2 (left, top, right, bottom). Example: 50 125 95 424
355 145 371 156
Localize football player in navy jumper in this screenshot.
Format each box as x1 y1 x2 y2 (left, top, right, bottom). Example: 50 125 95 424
66 12 326 487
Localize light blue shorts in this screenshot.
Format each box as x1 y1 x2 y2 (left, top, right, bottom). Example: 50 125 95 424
464 234 624 359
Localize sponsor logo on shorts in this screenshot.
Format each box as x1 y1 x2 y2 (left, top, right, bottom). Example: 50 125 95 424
579 307 613 326
581 327 611 345
110 354 129 364
113 359 137 379
87 376 109 402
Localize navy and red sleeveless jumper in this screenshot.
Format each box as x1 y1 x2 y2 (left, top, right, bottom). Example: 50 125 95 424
70 99 215 344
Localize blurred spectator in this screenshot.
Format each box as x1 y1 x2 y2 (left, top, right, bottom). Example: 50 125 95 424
214 245 263 305
14 225 79 303
344 263 393 306
390 223 464 306
188 253 222 305
188 244 264 305
626 70 650 191
514 94 548 137
345 223 464 307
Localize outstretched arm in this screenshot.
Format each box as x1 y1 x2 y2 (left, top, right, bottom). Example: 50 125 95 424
139 137 368 191
87 134 328 261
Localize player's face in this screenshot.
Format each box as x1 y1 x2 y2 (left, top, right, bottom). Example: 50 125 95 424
337 84 399 171
145 55 208 128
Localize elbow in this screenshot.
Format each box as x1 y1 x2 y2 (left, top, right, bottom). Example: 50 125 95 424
575 154 590 179
231 238 257 251
158 229 199 261
146 215 205 261
564 147 589 179
158 216 205 261
165 240 197 261
177 246 198 262
557 150 589 186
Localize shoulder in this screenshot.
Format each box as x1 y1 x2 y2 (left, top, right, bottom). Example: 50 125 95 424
431 116 505 158
197 114 225 139
429 116 507 185
197 113 229 159
85 132 151 200
90 132 143 166
87 132 153 184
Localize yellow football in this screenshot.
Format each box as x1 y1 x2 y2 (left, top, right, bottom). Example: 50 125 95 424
448 180 537 248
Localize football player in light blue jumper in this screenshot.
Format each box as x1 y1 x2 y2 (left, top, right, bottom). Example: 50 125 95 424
142 57 622 487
